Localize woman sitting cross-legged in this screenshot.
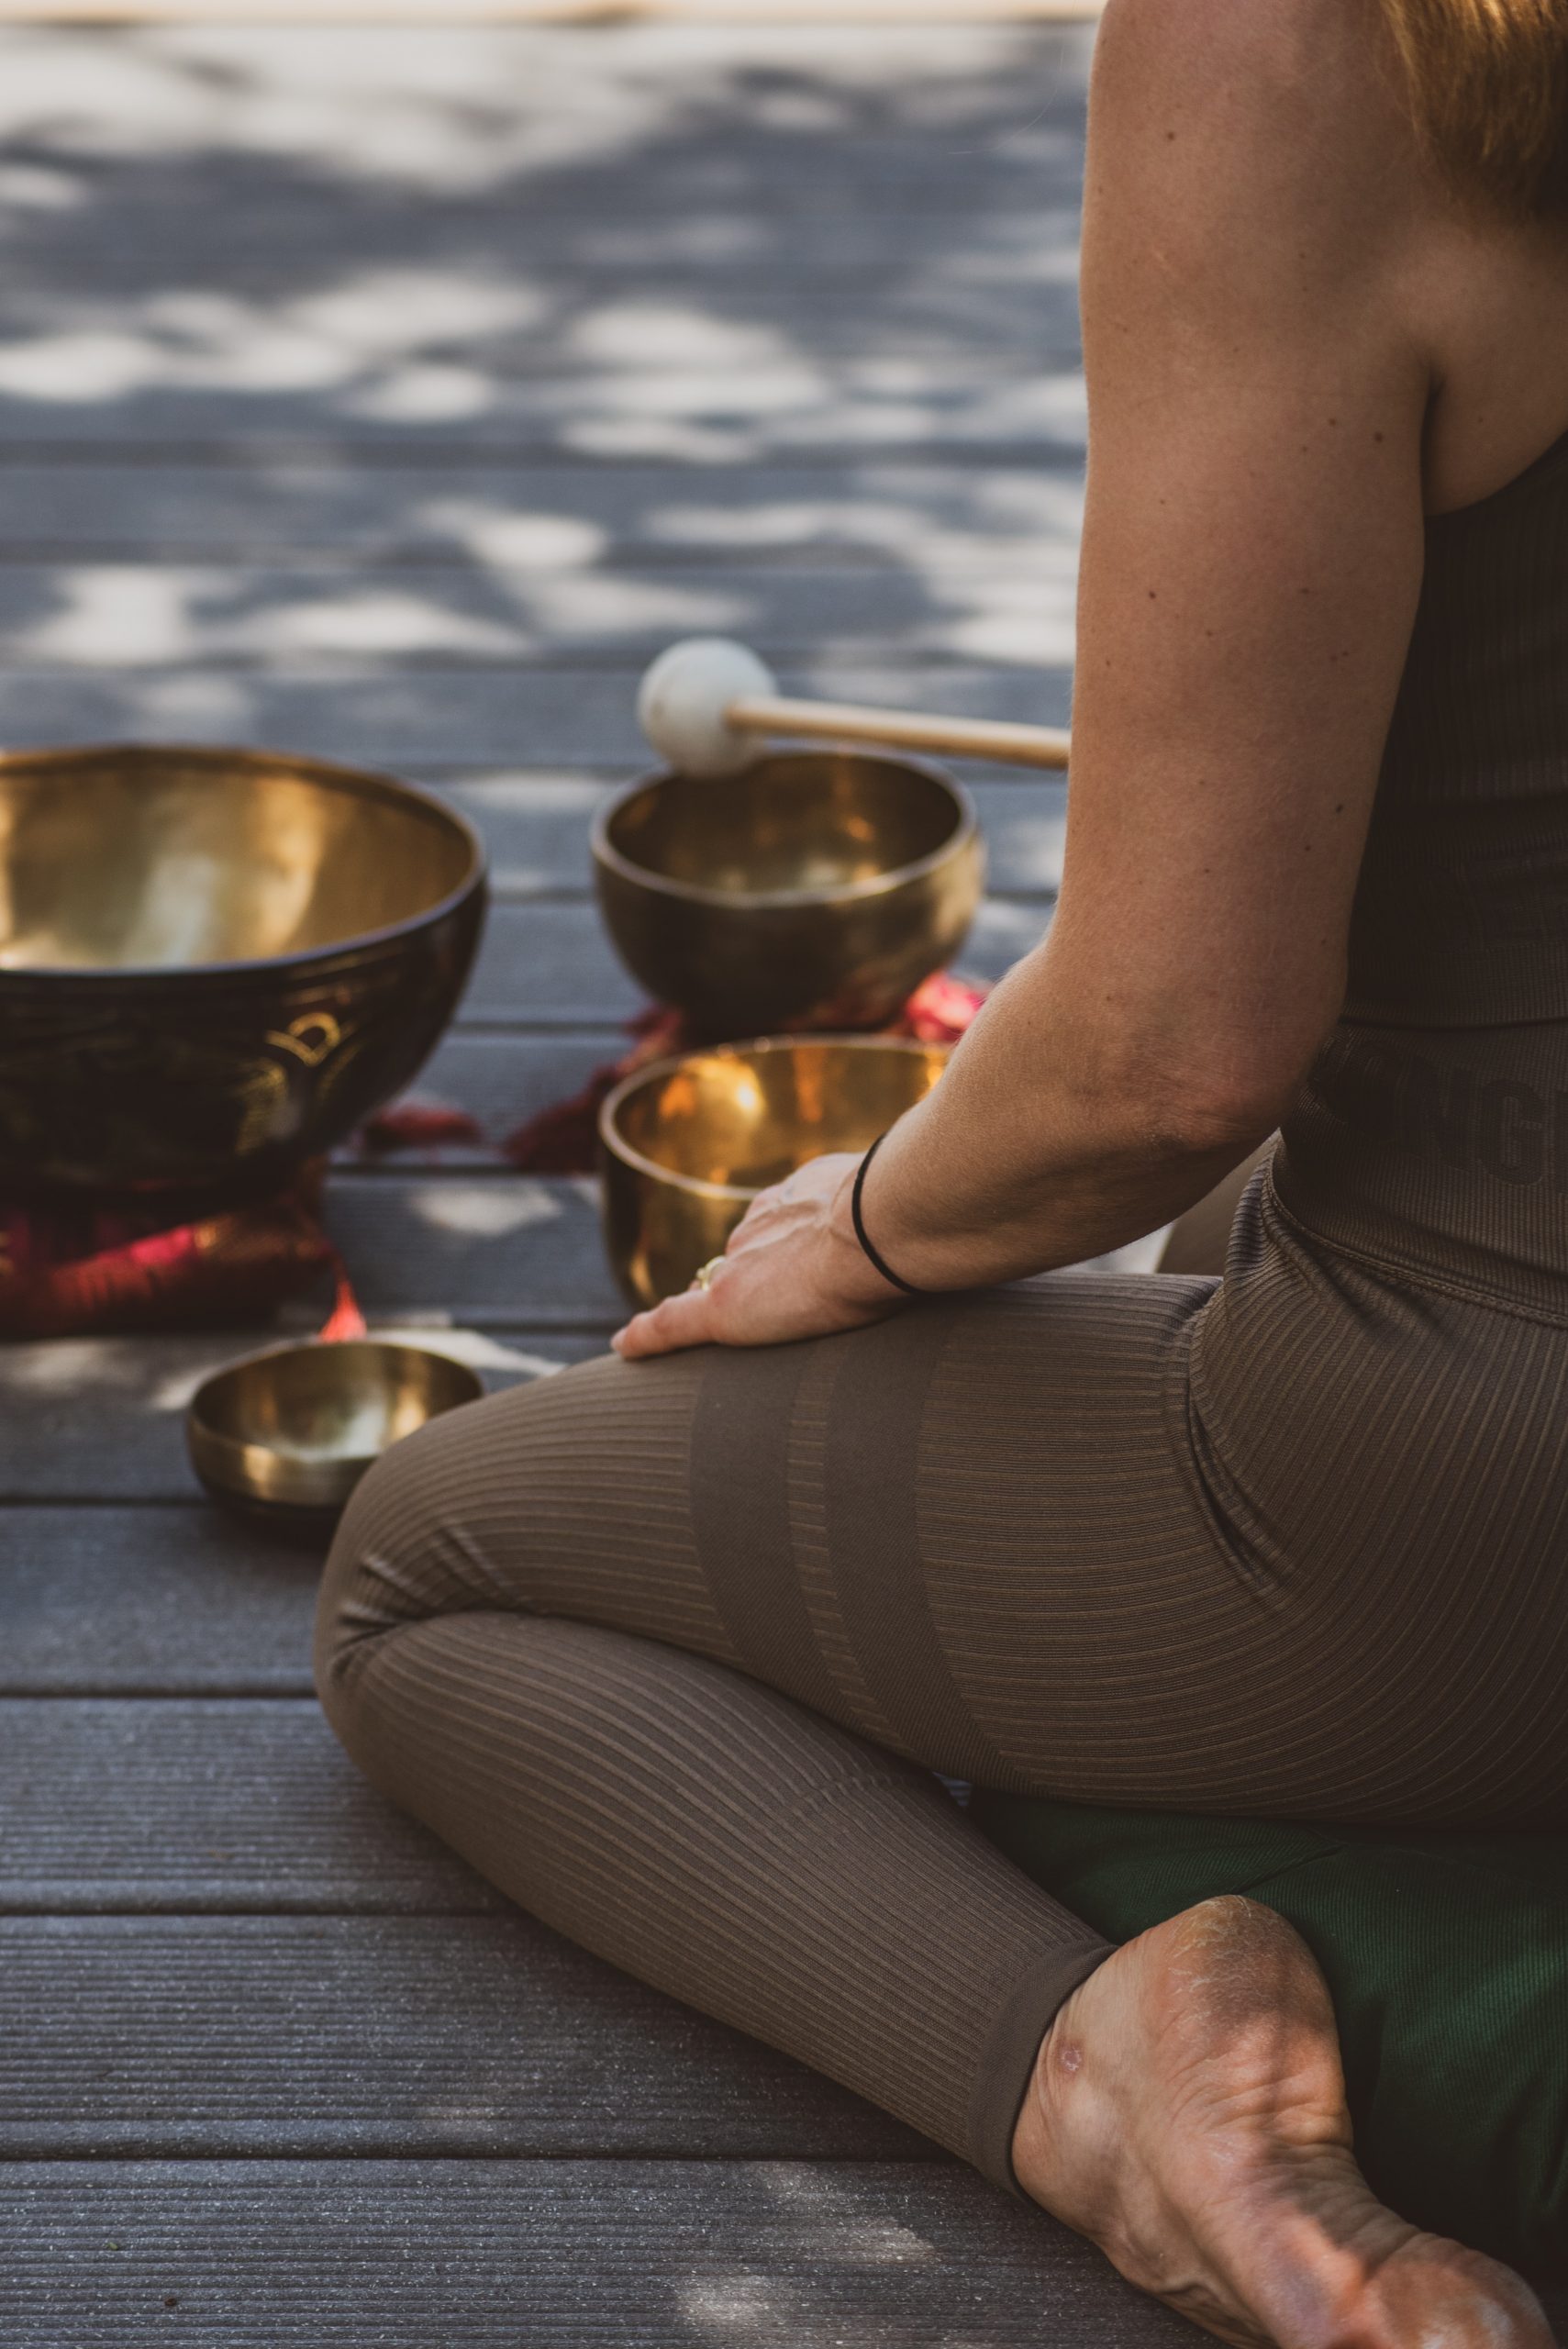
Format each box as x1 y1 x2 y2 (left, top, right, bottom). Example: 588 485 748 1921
316 2 1568 2338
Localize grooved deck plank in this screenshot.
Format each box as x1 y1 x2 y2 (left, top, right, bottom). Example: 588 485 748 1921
326 1174 621 1319
2 317 1085 373
0 1915 928 2161
0 1698 499 1912
0 1330 598 1502
1 1508 320 1694
0 460 1083 564
415 1022 1000 1167
1 211 1088 289
0 559 1077 668
0 168 1084 232
0 191 1087 284
0 2160 1199 2349
409 1025 628 1135
0 376 1090 458
0 661 1073 763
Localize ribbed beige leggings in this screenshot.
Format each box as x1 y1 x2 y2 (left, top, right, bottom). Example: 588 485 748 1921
315 1153 1568 2190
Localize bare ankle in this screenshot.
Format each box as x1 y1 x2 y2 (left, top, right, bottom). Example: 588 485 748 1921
1002 1901 1551 2349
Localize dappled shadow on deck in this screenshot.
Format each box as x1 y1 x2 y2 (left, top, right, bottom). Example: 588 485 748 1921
0 21 1089 758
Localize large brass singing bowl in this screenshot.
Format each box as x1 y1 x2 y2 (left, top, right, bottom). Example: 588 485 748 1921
592 750 983 1037
0 744 486 1207
187 1338 485 1531
599 1033 949 1308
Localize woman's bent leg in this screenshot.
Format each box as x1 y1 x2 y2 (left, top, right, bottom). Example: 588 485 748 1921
316 1290 1198 2179
316 1266 1558 2341
319 1599 1106 2183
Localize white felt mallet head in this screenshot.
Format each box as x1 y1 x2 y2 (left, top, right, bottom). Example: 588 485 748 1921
637 636 778 778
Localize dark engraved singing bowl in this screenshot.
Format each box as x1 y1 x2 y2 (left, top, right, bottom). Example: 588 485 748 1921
187 1338 485 1532
0 744 486 1208
599 1032 950 1308
591 749 984 1038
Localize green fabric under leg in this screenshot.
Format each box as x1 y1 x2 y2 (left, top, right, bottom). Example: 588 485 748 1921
970 1794 1568 2281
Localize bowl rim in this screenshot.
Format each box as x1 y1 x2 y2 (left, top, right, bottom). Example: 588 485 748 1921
0 741 487 983
597 1031 951 1204
590 750 979 912
187 1336 486 1446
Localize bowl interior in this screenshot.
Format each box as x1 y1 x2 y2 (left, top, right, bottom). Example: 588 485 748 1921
192 1341 482 1470
0 748 477 972
606 1038 949 1195
603 751 963 898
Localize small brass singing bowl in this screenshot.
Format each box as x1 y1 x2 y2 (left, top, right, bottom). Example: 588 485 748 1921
0 743 486 1208
186 1339 485 1535
592 749 984 1038
598 1033 950 1308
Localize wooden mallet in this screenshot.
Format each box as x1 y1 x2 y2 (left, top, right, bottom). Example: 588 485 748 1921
638 637 1071 777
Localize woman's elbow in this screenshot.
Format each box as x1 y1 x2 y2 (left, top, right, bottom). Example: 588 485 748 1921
1141 1043 1316 1162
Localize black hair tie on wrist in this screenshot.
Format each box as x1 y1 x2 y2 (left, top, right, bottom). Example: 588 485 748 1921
851 1133 932 1297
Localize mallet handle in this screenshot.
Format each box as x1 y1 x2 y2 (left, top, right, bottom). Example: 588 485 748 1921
727 693 1071 773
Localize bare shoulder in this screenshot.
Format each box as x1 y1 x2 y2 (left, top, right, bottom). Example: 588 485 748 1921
1095 0 1396 127
1097 0 1373 74
1088 0 1423 282
1085 0 1568 504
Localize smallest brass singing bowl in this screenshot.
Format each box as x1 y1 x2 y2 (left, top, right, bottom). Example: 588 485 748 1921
599 1034 949 1309
187 1339 484 1534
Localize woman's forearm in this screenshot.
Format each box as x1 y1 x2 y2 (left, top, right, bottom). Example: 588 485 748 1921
840 930 1285 1294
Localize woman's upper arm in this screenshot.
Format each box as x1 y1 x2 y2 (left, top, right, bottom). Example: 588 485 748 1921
1057 0 1434 1137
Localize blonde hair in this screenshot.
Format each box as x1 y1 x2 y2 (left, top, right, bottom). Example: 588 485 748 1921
1380 0 1568 210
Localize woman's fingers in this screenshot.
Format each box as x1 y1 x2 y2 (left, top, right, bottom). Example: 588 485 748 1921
609 1154 881 1361
610 1280 720 1361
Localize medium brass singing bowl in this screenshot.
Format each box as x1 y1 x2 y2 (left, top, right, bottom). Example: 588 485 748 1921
599 1033 950 1308
592 750 983 1038
0 744 486 1208
187 1338 485 1532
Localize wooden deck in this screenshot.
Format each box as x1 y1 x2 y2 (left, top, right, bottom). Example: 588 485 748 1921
1 21 1551 2344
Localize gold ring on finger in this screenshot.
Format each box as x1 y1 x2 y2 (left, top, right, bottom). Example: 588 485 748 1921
693 1256 728 1291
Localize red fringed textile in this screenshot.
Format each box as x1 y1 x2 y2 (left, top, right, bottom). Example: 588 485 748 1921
0 1170 337 1340
356 1098 486 1155
0 1101 477 1342
317 1254 369 1342
892 969 992 1044
503 971 990 1176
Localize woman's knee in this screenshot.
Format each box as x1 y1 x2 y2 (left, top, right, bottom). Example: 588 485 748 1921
314 1344 727 1729
313 1389 495 1717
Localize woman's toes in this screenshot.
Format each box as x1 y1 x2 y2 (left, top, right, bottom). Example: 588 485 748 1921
1349 2240 1557 2349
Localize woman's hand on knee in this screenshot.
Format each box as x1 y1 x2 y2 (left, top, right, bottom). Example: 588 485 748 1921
610 1152 913 1359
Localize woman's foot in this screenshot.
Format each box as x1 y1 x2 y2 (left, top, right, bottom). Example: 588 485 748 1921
1011 1896 1553 2348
